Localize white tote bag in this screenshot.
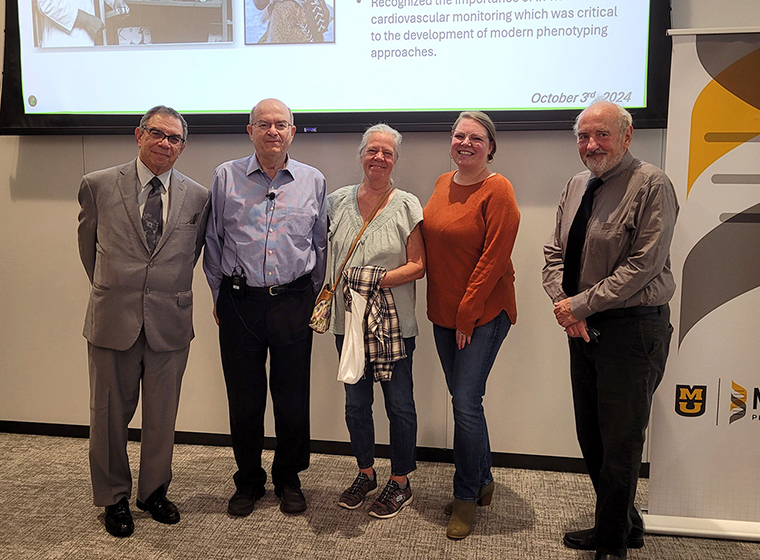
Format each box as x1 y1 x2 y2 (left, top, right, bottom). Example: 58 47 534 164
337 287 367 384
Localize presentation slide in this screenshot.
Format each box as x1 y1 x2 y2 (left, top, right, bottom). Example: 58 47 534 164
17 0 650 115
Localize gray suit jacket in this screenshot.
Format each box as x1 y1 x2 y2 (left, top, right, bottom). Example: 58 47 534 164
78 159 210 352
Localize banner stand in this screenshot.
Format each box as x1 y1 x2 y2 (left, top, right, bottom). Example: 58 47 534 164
643 510 760 542
645 27 760 541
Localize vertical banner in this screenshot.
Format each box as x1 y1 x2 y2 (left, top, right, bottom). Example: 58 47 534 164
644 30 760 540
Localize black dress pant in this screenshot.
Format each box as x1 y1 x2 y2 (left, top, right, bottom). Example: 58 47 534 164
569 305 672 556
217 275 314 495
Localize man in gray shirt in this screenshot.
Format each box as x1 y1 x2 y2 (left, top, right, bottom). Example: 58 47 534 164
542 101 678 560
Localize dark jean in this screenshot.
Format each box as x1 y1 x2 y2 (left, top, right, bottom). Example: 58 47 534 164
217 275 314 494
569 305 672 556
433 310 511 502
335 335 418 476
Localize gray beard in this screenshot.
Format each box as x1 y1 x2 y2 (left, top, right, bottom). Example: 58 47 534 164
584 151 625 177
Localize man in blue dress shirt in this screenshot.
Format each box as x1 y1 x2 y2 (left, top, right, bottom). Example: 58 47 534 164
204 98 327 516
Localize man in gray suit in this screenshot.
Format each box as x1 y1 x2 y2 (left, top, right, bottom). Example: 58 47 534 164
78 105 210 537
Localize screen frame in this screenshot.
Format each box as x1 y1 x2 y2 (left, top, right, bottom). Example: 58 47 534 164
0 0 672 135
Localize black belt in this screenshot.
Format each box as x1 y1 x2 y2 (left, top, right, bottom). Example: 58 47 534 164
591 305 665 320
222 273 311 296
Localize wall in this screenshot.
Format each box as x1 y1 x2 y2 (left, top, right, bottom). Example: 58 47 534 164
1 1 759 462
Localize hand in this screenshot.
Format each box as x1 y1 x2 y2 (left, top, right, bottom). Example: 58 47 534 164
554 297 579 328
565 319 590 342
75 9 104 37
213 306 219 326
111 0 130 16
456 329 471 350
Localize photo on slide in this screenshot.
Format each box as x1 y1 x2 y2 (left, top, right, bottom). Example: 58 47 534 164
31 0 234 47
245 0 334 45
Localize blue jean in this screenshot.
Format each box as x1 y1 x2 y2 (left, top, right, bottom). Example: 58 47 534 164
335 336 418 476
433 311 511 502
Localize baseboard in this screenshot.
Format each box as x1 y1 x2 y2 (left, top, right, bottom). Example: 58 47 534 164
0 420 649 477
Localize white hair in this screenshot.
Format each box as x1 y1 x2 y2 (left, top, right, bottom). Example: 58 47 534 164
358 123 402 162
573 100 632 137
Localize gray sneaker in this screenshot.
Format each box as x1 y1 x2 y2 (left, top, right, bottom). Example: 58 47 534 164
368 479 413 519
338 471 378 509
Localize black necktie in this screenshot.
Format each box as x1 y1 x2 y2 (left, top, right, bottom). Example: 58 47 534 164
562 177 604 297
142 176 163 254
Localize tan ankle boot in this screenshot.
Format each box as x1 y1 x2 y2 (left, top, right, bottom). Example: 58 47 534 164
443 481 495 515
447 499 476 539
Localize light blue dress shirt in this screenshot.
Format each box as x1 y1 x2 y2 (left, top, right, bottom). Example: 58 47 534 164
204 153 327 302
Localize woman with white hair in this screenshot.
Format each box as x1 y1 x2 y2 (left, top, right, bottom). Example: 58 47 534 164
327 123 425 519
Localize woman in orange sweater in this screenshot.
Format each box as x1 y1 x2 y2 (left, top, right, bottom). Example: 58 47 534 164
422 111 520 539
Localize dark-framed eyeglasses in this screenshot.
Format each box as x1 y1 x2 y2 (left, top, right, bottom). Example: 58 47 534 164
252 120 292 132
142 126 186 147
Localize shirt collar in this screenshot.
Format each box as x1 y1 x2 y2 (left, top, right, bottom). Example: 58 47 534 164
248 153 293 179
136 158 172 194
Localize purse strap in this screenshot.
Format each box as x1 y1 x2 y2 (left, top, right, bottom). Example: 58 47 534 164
331 186 393 293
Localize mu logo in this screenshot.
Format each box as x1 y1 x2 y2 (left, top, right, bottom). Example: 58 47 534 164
729 380 747 425
675 384 707 417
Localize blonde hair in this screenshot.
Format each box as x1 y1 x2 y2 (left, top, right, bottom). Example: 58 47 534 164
452 111 497 163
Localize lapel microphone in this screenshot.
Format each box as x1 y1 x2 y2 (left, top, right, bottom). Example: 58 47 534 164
267 192 275 200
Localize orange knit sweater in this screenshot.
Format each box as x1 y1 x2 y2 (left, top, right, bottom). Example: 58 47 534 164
422 172 520 335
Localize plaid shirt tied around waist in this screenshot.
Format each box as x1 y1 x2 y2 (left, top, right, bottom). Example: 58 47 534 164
342 265 406 381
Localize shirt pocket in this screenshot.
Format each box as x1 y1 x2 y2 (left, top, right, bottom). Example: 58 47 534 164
587 221 630 275
285 208 315 244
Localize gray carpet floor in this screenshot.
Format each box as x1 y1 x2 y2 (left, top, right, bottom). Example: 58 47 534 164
1 433 759 559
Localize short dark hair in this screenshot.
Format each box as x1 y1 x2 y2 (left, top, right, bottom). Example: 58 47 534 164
139 106 188 140
452 111 497 163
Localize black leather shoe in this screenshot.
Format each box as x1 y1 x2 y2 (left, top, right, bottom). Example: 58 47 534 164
136 488 180 524
275 486 307 514
595 551 627 560
104 496 134 538
564 528 645 550
227 487 266 516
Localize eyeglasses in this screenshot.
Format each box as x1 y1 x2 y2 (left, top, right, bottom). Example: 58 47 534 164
252 120 293 132
142 127 185 147
364 147 395 159
452 131 488 145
